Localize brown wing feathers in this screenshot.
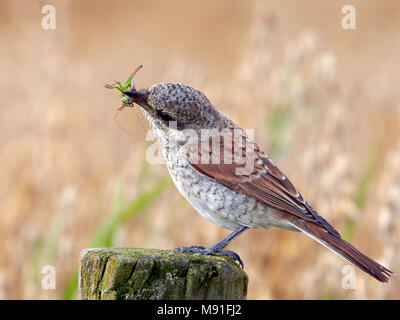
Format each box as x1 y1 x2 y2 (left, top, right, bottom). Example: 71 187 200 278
189 134 340 237
187 132 393 282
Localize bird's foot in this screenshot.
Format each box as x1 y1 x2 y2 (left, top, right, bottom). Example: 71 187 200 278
173 245 244 268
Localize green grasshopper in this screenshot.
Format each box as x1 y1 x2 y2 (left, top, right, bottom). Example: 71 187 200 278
105 65 143 108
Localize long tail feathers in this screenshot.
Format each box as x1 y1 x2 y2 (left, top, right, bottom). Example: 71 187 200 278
288 219 393 283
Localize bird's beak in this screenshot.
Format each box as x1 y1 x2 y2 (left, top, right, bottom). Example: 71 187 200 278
123 90 153 113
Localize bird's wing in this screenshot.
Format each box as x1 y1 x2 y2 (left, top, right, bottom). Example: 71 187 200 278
185 132 340 237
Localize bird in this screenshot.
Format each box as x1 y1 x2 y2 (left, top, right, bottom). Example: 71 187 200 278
122 82 393 283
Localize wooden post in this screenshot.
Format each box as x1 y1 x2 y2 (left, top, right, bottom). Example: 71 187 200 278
78 248 248 300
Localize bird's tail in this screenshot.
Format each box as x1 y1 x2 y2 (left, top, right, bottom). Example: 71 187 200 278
287 218 393 283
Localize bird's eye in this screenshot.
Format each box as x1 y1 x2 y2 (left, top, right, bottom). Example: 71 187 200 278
157 111 184 129
158 111 175 122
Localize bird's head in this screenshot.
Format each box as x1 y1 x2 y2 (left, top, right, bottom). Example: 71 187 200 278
123 83 222 133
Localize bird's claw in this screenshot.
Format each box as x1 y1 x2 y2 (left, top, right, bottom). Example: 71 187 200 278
173 246 244 268
212 249 244 269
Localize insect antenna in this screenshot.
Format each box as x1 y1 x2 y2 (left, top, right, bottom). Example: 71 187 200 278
114 105 132 136
114 103 147 136
132 106 147 134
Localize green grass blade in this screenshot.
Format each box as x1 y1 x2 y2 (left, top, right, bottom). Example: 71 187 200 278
354 145 380 209
61 177 172 299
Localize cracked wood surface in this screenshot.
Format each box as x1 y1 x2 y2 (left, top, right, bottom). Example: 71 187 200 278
78 248 248 300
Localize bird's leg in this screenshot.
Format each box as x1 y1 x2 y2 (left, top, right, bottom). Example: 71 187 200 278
173 226 249 268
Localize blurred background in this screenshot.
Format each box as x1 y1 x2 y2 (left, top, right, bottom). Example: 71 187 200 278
0 0 399 299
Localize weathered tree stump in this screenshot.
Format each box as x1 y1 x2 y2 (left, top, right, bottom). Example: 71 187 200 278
78 248 248 300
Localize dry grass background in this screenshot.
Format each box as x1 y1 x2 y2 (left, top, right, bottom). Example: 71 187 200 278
0 0 399 299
